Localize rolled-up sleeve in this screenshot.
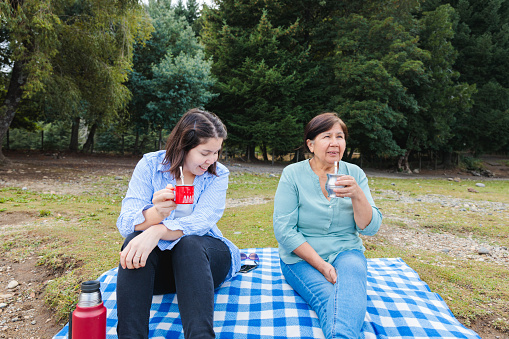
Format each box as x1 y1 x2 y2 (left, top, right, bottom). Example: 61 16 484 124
273 169 306 253
354 170 382 236
116 155 155 238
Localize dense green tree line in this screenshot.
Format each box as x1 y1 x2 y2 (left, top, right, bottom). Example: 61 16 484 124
202 0 486 170
1 0 508 169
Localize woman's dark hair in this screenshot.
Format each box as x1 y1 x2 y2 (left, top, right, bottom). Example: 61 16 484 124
304 112 348 152
163 108 227 179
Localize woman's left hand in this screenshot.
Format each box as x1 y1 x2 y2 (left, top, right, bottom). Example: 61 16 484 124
332 175 363 199
333 175 374 229
119 225 165 270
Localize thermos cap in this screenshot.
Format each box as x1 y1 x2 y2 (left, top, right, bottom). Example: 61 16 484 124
81 280 100 293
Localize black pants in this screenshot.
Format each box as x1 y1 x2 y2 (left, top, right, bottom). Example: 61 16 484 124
116 232 232 339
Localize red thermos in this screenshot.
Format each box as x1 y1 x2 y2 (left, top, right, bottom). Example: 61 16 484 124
70 280 107 339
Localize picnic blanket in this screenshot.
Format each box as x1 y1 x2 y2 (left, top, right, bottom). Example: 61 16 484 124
53 248 480 339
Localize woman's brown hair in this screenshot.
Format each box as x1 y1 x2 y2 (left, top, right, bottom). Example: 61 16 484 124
304 112 348 152
163 108 227 180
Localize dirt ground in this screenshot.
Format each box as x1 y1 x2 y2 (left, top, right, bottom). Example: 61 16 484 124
0 150 508 339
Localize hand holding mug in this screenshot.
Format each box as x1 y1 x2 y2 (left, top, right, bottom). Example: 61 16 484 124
332 175 363 199
152 184 177 218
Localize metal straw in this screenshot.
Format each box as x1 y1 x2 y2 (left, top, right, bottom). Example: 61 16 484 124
179 166 184 185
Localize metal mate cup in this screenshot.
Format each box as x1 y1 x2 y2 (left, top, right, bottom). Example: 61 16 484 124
326 173 344 198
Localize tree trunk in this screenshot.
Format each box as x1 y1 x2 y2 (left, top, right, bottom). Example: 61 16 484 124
82 123 98 153
0 61 26 166
248 144 255 162
139 135 148 153
442 151 454 169
261 143 268 161
133 130 140 155
288 149 300 163
346 147 355 162
69 117 80 152
121 134 125 155
397 150 411 172
222 144 227 161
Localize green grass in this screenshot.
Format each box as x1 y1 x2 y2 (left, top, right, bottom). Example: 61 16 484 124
218 202 277 249
227 173 279 199
0 173 508 333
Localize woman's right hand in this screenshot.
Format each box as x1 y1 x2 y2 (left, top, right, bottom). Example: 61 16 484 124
120 225 170 269
319 261 337 284
152 184 177 219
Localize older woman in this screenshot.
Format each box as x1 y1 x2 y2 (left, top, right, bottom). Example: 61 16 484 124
273 112 382 339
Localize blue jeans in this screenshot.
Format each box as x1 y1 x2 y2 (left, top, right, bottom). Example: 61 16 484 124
280 249 367 339
116 233 231 339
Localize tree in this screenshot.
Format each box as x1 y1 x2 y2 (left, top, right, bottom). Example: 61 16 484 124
174 0 199 26
330 1 476 171
449 0 509 155
126 0 216 150
202 1 313 160
48 0 150 153
0 0 60 164
0 0 150 161
410 4 475 167
332 10 425 165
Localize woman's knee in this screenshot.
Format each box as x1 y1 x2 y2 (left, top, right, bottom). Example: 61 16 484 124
334 250 367 277
172 235 207 255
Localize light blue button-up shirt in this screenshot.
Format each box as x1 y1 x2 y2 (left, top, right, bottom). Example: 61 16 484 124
117 150 241 281
273 159 382 265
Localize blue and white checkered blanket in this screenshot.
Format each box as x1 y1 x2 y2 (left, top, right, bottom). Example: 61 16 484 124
53 248 480 339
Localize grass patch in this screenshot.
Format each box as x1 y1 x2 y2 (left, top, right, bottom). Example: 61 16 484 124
218 202 277 249
370 177 509 204
227 173 279 200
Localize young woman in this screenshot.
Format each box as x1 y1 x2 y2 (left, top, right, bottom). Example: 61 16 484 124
273 112 383 339
116 108 240 339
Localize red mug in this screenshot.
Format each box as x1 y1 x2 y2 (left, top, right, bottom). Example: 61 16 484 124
174 185 194 204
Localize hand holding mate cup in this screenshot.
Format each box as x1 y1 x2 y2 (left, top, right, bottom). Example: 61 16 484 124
331 175 363 199
152 184 178 218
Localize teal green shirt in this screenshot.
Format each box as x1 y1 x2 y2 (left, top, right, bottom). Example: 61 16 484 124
273 159 382 265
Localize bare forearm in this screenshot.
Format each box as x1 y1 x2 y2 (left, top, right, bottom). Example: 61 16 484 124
143 223 183 241
351 188 373 229
293 242 337 283
133 207 183 240
293 242 327 271
134 206 166 231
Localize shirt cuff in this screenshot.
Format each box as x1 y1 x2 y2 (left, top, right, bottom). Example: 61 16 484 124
282 233 307 254
356 206 382 236
133 204 153 227
162 219 184 232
